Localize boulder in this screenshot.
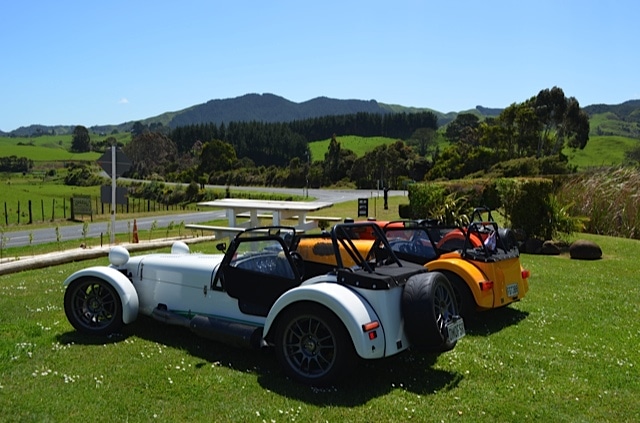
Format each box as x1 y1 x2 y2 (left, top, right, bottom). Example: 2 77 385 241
523 238 544 254
540 240 561 255
569 239 602 260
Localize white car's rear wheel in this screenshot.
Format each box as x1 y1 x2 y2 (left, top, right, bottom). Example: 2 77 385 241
275 303 355 386
402 272 459 352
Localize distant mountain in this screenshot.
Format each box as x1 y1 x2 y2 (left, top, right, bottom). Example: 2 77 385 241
584 99 640 122
2 94 639 138
168 93 389 128
3 124 76 138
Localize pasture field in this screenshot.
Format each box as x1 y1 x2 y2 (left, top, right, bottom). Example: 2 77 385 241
0 133 130 167
564 135 636 169
308 136 398 161
0 133 131 150
0 177 207 227
0 227 638 421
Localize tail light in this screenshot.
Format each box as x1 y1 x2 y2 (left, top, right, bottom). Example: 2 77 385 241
479 281 494 291
521 269 531 280
362 321 379 340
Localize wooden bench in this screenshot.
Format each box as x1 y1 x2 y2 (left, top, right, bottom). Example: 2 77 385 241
236 212 273 219
299 215 342 229
305 216 342 222
184 224 246 239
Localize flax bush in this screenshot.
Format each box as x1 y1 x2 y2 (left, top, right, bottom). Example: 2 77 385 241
558 167 640 239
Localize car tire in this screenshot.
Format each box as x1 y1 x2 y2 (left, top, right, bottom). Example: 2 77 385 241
444 271 477 321
402 272 459 352
64 277 123 336
498 228 518 251
274 302 355 386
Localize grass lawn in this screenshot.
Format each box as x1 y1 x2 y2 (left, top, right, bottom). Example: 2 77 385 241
1 219 638 421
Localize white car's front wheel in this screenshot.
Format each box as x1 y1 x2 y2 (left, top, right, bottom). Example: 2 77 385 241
64 277 123 336
274 302 355 386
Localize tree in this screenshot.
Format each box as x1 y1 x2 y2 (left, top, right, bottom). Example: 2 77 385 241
71 125 91 152
123 132 178 178
407 128 437 157
532 87 590 157
131 121 146 138
323 135 355 184
197 139 238 176
444 113 480 145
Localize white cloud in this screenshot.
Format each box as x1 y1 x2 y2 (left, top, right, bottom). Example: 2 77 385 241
118 98 129 104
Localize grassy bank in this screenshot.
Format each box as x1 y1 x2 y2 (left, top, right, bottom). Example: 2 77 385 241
0 227 638 421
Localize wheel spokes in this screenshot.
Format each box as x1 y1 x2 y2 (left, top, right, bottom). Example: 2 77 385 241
434 283 456 329
73 283 116 328
284 316 336 377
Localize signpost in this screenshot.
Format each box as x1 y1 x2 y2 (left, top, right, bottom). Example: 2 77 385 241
357 198 369 217
97 147 132 244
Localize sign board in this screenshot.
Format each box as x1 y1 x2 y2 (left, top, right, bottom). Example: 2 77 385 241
97 147 132 177
101 186 129 205
357 198 369 217
72 195 92 216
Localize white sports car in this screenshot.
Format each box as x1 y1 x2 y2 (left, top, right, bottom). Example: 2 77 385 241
63 222 464 385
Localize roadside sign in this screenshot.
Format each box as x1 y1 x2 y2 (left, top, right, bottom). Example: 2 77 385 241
100 186 129 205
97 147 132 177
357 198 368 217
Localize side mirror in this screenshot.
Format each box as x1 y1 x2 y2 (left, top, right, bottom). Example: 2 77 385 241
216 242 227 252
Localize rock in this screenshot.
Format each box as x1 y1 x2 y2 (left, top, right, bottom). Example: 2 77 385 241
569 239 602 260
523 238 544 254
540 240 561 255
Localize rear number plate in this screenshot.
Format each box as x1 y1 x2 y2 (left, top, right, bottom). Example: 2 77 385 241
507 283 519 297
446 318 465 342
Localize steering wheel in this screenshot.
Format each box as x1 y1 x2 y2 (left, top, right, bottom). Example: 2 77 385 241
290 252 305 279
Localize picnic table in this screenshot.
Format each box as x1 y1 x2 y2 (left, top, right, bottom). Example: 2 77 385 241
189 198 339 238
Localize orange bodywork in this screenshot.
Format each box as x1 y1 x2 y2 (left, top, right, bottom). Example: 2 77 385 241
296 219 530 313
296 237 375 268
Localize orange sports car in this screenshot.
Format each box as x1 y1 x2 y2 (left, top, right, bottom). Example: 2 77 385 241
295 210 530 320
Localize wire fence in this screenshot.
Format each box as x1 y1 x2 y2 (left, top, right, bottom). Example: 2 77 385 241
1 197 198 227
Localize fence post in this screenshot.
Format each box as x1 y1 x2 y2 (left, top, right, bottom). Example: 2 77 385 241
28 200 33 224
52 198 55 221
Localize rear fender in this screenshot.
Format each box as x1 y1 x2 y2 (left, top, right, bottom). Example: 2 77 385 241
263 283 386 359
63 266 139 324
426 258 493 309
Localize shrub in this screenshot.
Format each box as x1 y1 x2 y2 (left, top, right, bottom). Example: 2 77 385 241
407 183 446 219
64 164 107 186
499 178 557 239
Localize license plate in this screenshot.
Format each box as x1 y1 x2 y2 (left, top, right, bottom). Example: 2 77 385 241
446 318 465 342
507 283 519 297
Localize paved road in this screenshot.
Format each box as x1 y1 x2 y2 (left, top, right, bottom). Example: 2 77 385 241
3 187 406 248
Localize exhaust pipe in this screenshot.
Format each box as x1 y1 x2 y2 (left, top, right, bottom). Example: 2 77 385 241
190 315 264 349
151 307 191 328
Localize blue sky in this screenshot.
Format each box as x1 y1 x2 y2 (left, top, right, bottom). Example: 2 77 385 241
1 0 639 131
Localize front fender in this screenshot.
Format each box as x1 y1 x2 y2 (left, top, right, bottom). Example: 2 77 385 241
263 283 386 359
63 266 139 324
